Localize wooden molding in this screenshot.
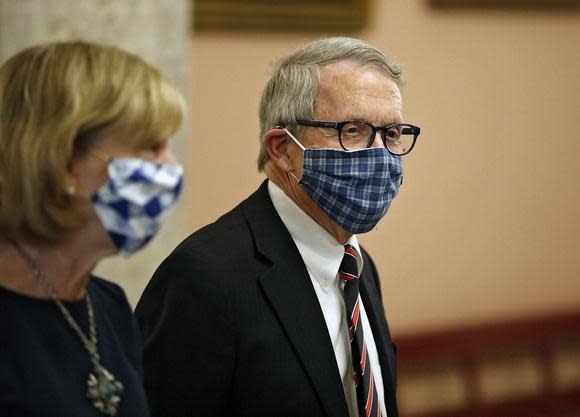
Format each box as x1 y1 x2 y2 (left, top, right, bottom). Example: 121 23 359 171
430 0 580 8
193 0 370 32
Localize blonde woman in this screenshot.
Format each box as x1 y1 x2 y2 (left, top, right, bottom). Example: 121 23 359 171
0 41 185 416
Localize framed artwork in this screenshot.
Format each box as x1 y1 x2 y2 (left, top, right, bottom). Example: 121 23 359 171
429 0 578 6
193 0 370 32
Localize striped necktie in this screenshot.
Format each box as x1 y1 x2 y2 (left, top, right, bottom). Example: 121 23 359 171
340 244 381 417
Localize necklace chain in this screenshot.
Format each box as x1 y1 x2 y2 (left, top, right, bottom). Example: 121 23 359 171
12 241 123 415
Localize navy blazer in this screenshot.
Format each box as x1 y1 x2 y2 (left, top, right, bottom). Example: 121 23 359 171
135 180 398 417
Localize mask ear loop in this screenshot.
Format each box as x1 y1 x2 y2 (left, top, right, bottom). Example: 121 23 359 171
277 126 306 151
276 126 305 182
289 171 301 182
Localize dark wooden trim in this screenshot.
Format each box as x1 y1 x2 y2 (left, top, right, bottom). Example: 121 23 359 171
395 310 580 417
396 310 580 368
193 0 370 32
429 0 580 8
401 389 580 417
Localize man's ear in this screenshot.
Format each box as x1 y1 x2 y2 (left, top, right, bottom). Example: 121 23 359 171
264 128 294 172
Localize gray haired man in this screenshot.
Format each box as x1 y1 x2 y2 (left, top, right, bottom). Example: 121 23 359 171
136 36 421 417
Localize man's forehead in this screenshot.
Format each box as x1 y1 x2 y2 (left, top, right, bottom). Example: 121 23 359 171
318 62 400 97
315 61 403 122
320 60 397 83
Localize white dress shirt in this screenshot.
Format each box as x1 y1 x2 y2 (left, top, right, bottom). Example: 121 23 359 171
268 181 387 417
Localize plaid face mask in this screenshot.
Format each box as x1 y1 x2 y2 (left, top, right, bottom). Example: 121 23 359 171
91 158 183 256
283 128 402 234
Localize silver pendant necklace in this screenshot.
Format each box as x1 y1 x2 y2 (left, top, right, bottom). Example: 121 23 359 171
12 241 124 416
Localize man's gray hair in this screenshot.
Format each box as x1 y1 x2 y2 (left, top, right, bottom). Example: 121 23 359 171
257 36 402 171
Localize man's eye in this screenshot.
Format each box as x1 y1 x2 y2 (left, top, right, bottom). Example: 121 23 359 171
343 123 366 137
385 127 401 140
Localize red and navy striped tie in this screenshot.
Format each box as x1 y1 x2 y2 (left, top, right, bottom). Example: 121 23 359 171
340 245 381 417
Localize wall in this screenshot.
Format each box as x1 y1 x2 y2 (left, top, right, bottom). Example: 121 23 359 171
4 0 576 333
188 1 580 335
0 0 191 306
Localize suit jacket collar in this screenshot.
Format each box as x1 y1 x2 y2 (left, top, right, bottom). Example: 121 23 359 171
242 180 398 417
268 180 364 292
242 180 350 417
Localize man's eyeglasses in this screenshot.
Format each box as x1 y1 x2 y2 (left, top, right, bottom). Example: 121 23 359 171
296 120 421 156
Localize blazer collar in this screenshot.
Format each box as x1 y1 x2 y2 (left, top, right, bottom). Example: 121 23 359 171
242 180 350 417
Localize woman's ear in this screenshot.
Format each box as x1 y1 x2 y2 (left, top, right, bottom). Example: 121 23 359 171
64 156 82 196
64 151 104 199
264 128 294 172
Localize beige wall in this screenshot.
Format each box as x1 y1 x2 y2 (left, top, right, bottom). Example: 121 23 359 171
188 1 580 335
0 0 191 307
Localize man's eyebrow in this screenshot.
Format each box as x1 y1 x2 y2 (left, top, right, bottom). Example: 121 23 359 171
382 118 404 126
336 114 404 125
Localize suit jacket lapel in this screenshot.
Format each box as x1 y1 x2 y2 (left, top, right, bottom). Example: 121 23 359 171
243 181 350 417
360 274 399 417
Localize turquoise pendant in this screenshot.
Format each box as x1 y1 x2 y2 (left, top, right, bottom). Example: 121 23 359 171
87 365 124 416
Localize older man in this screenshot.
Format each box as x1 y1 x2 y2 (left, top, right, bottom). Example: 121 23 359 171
136 37 421 417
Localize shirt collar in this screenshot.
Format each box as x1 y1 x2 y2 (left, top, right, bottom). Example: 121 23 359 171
268 180 363 292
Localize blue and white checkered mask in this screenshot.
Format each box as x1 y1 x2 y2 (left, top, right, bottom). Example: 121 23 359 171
91 158 183 256
284 128 403 234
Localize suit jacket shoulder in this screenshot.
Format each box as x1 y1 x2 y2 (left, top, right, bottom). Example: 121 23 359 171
135 180 398 417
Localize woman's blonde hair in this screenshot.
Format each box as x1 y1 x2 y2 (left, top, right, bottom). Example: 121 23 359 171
0 41 185 241
258 36 402 171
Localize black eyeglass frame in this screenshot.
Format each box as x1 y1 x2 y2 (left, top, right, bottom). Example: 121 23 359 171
295 119 421 155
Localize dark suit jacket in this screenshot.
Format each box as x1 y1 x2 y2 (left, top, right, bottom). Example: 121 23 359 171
135 180 398 417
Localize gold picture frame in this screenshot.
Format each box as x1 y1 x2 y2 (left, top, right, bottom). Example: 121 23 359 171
430 0 579 6
193 0 370 32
